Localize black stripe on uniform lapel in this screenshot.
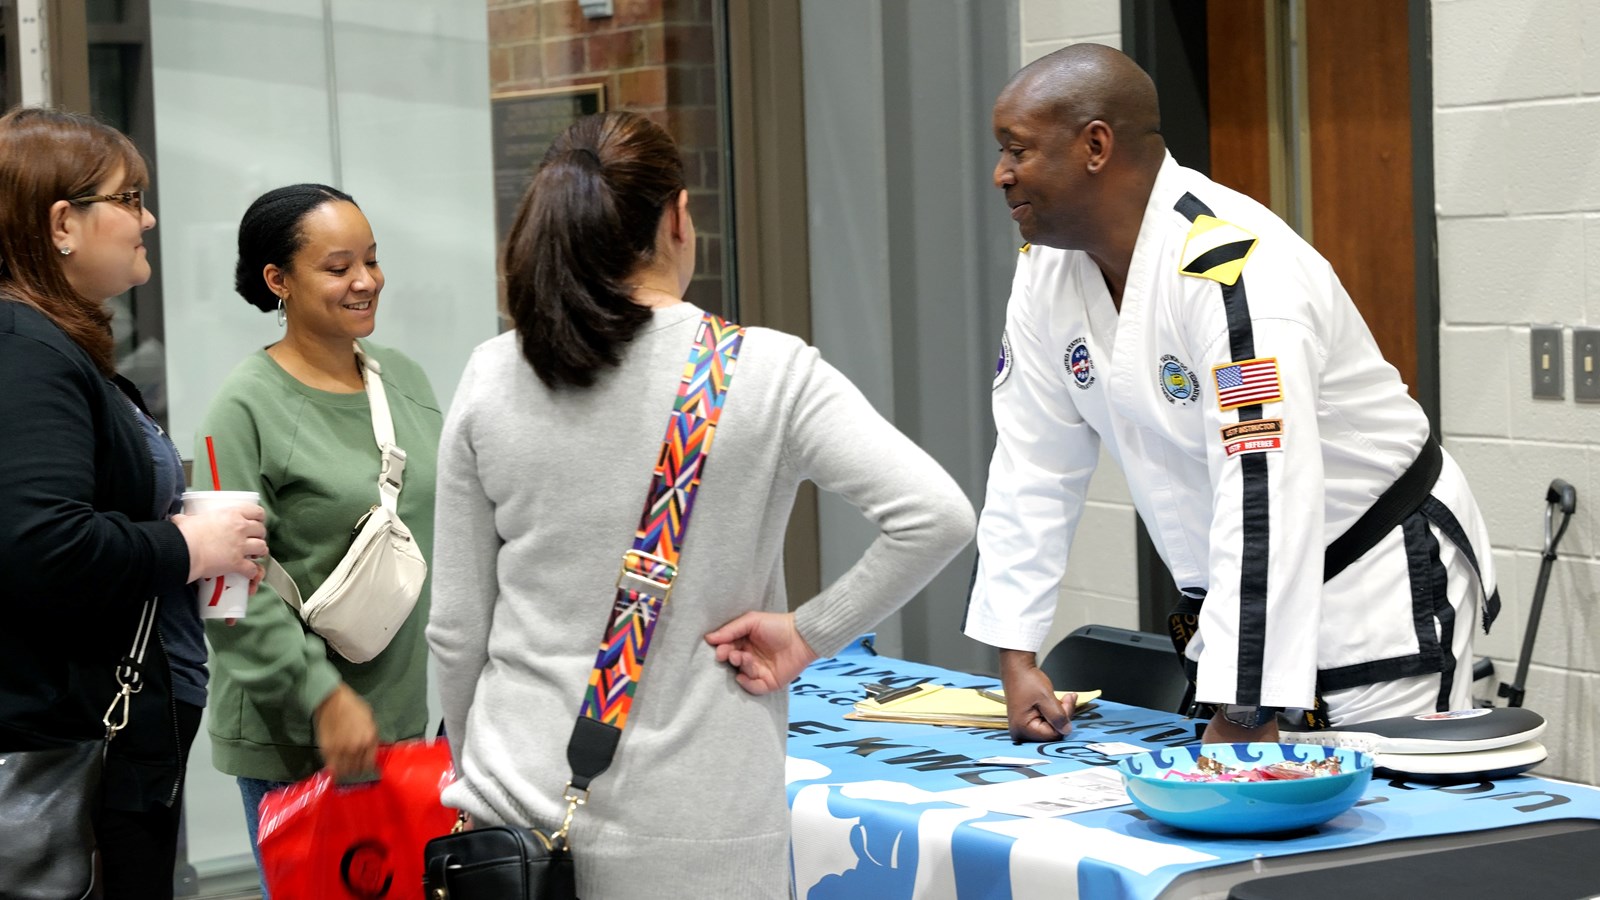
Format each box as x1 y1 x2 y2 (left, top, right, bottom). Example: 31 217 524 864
1175 192 1211 222
1225 277 1269 705
1220 274 1259 377
1177 190 1269 705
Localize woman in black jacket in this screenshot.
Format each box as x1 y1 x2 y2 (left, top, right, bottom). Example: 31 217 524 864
0 107 268 899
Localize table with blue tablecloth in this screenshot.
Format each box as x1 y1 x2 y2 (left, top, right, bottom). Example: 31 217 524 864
786 637 1600 899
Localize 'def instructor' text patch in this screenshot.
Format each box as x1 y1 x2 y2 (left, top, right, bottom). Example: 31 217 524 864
1221 418 1284 458
1212 357 1282 411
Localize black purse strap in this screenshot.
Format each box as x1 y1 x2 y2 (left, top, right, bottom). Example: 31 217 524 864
101 598 158 741
553 313 745 845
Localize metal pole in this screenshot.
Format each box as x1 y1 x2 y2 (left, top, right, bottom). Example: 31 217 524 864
1505 554 1555 707
1500 480 1575 708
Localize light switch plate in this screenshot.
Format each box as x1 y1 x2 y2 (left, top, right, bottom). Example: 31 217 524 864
1532 325 1564 399
1574 327 1600 402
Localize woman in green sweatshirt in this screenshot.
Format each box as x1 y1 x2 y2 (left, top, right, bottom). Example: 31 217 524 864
197 184 440 892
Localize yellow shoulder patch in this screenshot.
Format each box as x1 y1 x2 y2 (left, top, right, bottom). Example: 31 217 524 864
1019 242 1031 254
1179 215 1257 286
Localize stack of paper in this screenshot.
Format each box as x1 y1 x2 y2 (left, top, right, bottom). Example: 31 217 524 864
846 685 1101 728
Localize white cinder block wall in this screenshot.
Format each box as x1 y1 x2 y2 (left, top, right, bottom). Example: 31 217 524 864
1433 0 1600 785
1020 0 1119 62
1020 0 1598 783
1015 0 1140 658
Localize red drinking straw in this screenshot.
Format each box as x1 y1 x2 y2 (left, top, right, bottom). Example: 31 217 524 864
204 435 221 491
202 435 227 608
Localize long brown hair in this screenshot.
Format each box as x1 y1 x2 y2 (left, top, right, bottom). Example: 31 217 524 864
0 107 149 376
502 110 685 389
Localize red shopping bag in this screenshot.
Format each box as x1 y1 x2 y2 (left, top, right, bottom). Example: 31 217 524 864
258 739 458 900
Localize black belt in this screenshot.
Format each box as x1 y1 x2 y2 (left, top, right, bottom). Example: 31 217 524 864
1170 436 1456 721
1324 436 1442 583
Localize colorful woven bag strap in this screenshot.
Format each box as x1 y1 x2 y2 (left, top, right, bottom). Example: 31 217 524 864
557 311 745 837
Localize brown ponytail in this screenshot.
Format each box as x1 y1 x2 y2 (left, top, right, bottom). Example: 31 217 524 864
502 110 686 388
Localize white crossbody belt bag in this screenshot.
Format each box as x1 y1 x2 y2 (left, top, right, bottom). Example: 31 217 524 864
264 343 427 663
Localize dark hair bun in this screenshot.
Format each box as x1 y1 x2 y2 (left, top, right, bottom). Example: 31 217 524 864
235 183 356 313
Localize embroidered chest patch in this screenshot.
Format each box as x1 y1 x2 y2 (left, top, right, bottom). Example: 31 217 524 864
1158 355 1199 405
1220 418 1284 458
1064 337 1096 389
1212 357 1282 410
993 330 1013 389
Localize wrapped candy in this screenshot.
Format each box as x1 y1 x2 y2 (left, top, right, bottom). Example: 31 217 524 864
1163 754 1344 782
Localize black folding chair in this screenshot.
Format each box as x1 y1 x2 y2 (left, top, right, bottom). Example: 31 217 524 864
1038 624 1194 714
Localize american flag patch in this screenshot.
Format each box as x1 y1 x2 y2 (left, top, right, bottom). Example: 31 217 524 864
1212 357 1282 410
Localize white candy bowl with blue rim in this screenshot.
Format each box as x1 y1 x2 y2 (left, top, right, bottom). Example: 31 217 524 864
1117 742 1373 834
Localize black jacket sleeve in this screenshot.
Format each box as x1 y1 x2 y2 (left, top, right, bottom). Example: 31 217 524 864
0 330 190 612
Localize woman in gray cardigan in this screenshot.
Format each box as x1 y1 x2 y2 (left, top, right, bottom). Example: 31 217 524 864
427 110 974 898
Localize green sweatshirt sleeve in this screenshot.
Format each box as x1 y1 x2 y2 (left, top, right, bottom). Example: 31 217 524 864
198 388 343 724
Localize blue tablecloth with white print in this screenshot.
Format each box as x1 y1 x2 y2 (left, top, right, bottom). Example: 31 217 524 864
785 637 1600 900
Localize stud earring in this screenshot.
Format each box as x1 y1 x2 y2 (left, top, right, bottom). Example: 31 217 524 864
276 295 287 328
58 246 72 256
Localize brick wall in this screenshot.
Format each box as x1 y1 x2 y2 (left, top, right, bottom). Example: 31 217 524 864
1433 0 1600 784
487 0 727 313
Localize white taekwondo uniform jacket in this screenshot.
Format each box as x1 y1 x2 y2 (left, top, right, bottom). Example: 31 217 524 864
965 154 1498 723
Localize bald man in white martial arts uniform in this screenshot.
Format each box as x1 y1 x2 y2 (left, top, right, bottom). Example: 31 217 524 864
964 44 1498 745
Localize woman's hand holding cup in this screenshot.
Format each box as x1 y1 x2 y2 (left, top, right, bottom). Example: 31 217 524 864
174 491 266 619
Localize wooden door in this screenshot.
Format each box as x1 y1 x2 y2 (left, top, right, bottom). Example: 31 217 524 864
1205 0 1419 395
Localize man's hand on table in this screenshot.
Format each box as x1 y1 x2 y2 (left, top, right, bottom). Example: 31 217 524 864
1201 712 1281 745
999 648 1075 742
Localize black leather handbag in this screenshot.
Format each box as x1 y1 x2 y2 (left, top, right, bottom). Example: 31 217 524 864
0 739 105 900
423 823 576 900
0 599 155 900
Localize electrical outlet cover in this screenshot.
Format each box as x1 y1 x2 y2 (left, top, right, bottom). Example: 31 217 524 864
1531 326 1564 399
1574 327 1600 402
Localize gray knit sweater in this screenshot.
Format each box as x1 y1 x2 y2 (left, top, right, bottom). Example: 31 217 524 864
428 303 974 898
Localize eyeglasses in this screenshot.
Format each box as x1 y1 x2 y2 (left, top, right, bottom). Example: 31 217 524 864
70 190 143 215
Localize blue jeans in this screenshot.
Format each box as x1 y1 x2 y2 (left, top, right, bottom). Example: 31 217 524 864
237 776 292 899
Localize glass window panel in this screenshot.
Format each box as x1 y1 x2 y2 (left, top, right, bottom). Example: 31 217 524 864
87 44 133 134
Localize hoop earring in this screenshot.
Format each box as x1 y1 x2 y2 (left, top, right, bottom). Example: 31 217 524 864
276 296 287 328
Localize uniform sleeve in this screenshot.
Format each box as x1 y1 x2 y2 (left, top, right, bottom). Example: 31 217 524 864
199 388 345 723
424 354 497 752
0 332 189 609
785 350 976 658
1190 264 1328 710
962 254 1101 653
